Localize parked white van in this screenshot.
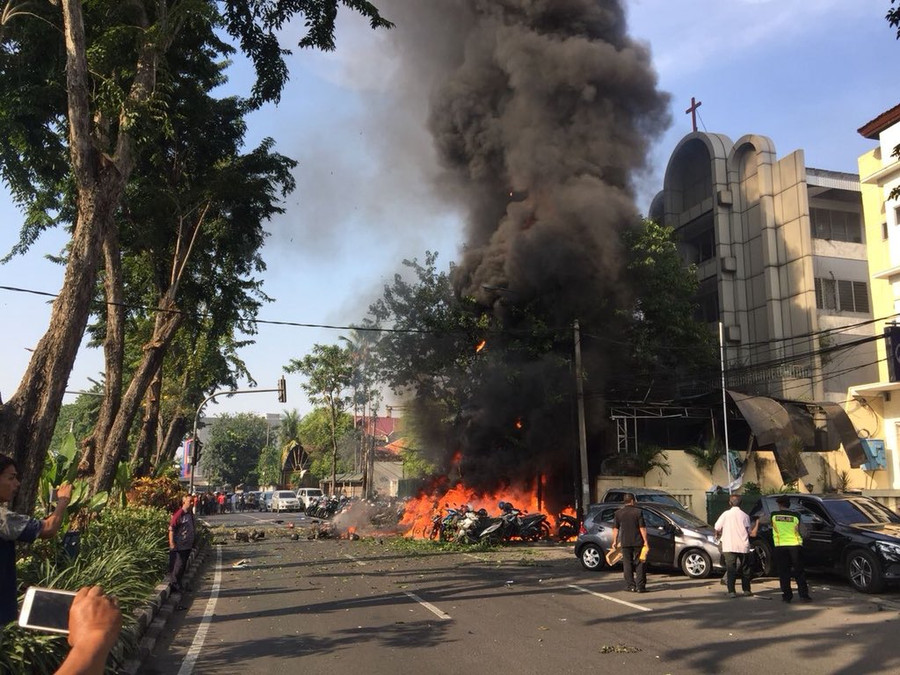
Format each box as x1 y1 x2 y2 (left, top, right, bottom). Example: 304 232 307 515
296 488 324 509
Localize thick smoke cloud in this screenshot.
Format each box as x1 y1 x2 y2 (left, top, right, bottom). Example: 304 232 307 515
379 0 670 505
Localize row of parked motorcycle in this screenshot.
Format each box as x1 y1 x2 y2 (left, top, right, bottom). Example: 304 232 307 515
305 495 351 519
431 501 580 544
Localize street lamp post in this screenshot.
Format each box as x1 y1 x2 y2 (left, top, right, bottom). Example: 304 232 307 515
188 378 286 494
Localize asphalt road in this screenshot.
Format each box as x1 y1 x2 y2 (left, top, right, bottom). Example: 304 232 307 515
143 513 900 675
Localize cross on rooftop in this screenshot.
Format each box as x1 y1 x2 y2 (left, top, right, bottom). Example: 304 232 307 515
685 96 702 132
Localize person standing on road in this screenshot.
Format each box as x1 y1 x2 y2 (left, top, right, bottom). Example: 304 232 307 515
167 495 196 600
771 496 811 603
0 454 73 627
611 493 649 593
714 494 758 598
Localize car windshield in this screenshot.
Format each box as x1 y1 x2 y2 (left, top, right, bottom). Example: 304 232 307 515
821 498 900 525
642 494 683 508
654 506 710 530
276 491 294 498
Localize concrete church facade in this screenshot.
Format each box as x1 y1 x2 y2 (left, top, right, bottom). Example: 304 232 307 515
649 131 877 404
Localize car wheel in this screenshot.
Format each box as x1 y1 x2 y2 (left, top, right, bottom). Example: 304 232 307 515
846 548 885 594
579 543 606 571
753 539 775 577
680 549 712 579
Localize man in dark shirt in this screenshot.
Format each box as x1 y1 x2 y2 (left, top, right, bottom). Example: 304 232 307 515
0 454 72 627
167 495 196 599
611 493 649 592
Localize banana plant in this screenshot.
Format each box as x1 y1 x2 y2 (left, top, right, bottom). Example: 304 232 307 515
38 431 109 520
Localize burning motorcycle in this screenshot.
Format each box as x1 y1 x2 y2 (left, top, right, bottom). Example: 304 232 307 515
556 511 580 542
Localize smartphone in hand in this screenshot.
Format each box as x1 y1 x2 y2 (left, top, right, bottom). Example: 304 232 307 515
18 587 76 634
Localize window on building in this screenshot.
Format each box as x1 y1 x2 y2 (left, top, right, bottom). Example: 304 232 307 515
685 228 715 264
810 207 863 243
815 277 869 313
883 221 889 240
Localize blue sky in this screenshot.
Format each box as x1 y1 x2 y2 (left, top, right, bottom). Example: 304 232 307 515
1 0 898 419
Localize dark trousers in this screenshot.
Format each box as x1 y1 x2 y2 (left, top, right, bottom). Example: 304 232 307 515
774 545 809 600
621 546 646 590
168 548 191 592
723 552 752 593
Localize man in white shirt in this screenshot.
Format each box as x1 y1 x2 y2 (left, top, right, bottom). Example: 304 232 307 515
714 494 758 598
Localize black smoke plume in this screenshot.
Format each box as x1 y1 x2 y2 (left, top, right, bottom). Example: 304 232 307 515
381 0 670 507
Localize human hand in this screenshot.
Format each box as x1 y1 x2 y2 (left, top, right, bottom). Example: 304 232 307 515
67 586 122 654
56 483 73 502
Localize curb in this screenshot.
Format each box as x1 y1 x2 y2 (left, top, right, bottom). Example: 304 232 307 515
118 545 208 675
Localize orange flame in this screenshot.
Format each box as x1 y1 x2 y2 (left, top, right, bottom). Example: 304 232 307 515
514 417 523 429
400 481 573 541
475 339 486 353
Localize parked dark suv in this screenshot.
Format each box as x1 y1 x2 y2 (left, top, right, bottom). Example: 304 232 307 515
599 486 684 510
749 493 900 594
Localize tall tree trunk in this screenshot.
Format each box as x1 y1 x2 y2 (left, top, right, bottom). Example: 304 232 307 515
155 413 189 471
1 0 157 512
79 227 126 477
131 369 163 477
93 295 184 493
330 395 338 496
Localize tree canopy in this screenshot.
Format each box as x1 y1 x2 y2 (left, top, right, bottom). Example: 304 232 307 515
199 413 269 487
0 0 391 510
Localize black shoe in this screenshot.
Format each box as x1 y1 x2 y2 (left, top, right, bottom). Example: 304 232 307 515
782 597 792 603
636 588 647 593
626 586 636 592
799 596 812 602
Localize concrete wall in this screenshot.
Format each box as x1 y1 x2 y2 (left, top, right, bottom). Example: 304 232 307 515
593 447 892 522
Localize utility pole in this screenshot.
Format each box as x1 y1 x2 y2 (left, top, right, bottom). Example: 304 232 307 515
574 320 590 515
719 322 733 494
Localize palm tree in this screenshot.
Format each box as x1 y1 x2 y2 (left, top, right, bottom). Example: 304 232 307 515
685 438 723 476
279 410 305 486
635 443 671 477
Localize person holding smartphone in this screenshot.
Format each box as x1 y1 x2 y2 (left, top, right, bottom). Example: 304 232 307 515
54 586 122 675
0 453 72 626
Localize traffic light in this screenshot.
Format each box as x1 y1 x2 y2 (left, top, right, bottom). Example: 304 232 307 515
277 376 287 403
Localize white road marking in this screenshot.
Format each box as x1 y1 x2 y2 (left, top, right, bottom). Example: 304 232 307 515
177 545 223 675
344 554 367 566
568 584 652 612
402 591 452 620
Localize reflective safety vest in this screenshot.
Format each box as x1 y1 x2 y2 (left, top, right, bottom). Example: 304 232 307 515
771 511 802 547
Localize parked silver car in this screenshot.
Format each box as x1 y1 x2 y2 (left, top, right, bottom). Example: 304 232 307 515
575 503 724 579
271 490 301 512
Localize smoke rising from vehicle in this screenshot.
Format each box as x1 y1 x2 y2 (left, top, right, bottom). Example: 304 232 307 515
378 0 671 504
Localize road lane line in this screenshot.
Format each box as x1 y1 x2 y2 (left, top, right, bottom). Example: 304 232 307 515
344 554 368 566
402 591 452 620
568 584 652 612
177 545 223 675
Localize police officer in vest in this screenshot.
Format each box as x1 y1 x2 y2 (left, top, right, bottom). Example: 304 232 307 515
771 496 812 603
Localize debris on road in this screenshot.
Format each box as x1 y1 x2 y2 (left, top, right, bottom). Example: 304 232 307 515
600 644 641 654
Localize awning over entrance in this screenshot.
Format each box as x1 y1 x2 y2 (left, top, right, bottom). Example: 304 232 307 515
727 391 866 476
